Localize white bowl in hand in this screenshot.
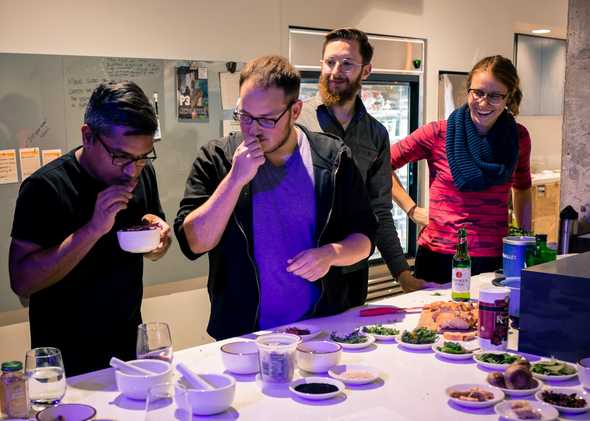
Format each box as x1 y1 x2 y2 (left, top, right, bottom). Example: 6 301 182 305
114 359 172 400
117 225 160 253
176 374 236 415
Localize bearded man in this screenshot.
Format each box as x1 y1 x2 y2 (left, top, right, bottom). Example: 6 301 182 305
298 28 428 297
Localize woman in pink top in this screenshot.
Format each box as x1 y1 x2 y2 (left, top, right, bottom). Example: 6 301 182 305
391 56 532 286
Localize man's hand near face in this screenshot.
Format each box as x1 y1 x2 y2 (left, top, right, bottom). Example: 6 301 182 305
142 214 172 261
87 182 136 236
230 137 266 188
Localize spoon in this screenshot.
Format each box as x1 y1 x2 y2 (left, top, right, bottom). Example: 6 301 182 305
176 363 215 391
109 357 156 376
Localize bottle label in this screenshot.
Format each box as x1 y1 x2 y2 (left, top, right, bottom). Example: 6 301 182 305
452 268 471 293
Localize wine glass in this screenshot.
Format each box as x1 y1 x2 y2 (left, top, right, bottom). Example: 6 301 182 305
25 347 67 411
137 322 173 362
145 382 189 421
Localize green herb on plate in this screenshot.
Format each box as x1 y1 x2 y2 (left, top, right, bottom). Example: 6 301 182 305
400 327 438 344
532 360 576 376
362 325 399 336
330 329 368 344
437 341 468 354
476 353 521 364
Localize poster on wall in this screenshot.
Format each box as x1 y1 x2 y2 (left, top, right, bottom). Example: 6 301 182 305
176 65 209 122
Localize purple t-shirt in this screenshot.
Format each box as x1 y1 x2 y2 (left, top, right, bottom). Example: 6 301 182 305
252 144 319 330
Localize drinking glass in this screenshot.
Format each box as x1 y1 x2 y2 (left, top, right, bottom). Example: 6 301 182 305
145 382 189 421
137 322 173 362
25 347 67 411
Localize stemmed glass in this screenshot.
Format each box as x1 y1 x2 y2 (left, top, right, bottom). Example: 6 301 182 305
25 347 67 411
137 322 173 362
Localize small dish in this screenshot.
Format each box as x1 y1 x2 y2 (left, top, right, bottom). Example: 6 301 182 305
446 383 504 408
487 377 543 397
494 400 559 421
330 331 375 350
532 360 578 382
36 404 97 421
432 340 477 360
361 324 399 341
289 376 344 401
535 387 590 414
276 324 322 341
472 351 523 370
328 364 379 385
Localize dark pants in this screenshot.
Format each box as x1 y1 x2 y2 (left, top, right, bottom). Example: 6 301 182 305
414 245 502 284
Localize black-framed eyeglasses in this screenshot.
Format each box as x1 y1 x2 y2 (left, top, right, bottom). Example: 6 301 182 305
321 58 364 73
233 101 295 129
468 88 508 105
93 131 157 167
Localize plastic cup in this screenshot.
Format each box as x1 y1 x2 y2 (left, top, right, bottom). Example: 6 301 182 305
502 236 535 277
255 333 301 384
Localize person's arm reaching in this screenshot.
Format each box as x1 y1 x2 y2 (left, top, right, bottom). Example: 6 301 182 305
10 183 135 298
512 187 532 232
181 137 264 254
391 172 428 226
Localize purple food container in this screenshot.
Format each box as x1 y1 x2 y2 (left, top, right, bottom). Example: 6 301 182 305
502 236 535 278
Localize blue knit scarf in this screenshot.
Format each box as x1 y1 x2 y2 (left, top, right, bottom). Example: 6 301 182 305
446 104 519 192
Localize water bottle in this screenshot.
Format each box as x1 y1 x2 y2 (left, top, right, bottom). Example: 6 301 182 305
558 206 578 255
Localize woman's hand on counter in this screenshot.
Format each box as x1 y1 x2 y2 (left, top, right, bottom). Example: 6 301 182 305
397 270 437 293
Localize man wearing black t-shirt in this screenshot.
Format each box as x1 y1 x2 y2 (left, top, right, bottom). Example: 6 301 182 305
9 81 171 376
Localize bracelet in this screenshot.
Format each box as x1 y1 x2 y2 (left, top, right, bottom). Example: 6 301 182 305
406 204 417 217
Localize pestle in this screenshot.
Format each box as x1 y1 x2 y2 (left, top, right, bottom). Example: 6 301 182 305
176 362 215 391
109 357 157 376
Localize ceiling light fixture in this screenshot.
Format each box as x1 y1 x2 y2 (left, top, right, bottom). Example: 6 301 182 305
532 29 551 34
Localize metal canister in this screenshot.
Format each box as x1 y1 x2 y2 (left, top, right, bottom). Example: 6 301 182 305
558 206 579 255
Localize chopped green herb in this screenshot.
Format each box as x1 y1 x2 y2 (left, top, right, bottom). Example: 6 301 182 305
330 329 368 344
532 360 576 376
437 341 468 354
476 353 521 364
401 327 438 344
362 325 399 336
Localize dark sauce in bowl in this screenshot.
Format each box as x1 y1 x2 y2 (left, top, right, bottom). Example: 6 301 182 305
294 383 338 394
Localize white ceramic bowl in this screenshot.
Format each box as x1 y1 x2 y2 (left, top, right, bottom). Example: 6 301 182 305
114 359 173 400
176 374 236 416
117 227 160 253
221 340 259 374
296 340 342 373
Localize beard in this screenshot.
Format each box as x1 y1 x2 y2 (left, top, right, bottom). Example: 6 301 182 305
319 72 363 107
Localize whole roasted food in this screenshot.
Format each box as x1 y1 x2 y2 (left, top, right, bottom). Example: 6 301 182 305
505 361 534 389
419 301 478 332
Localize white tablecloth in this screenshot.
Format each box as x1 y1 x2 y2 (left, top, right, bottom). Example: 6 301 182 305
56 273 588 421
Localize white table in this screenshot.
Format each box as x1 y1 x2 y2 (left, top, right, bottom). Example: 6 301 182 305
59 273 588 420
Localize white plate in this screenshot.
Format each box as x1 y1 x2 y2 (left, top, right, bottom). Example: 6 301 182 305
289 376 345 401
396 333 438 350
446 383 504 408
535 387 590 414
532 360 578 381
487 377 543 396
361 324 400 341
432 340 477 360
276 324 322 342
330 332 376 350
472 351 524 370
328 364 379 385
494 400 559 421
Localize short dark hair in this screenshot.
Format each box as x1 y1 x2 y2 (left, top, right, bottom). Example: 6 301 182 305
323 28 374 64
84 81 157 137
467 55 523 116
239 55 300 103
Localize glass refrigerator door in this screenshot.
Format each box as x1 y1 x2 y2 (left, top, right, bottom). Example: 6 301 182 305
300 81 413 258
